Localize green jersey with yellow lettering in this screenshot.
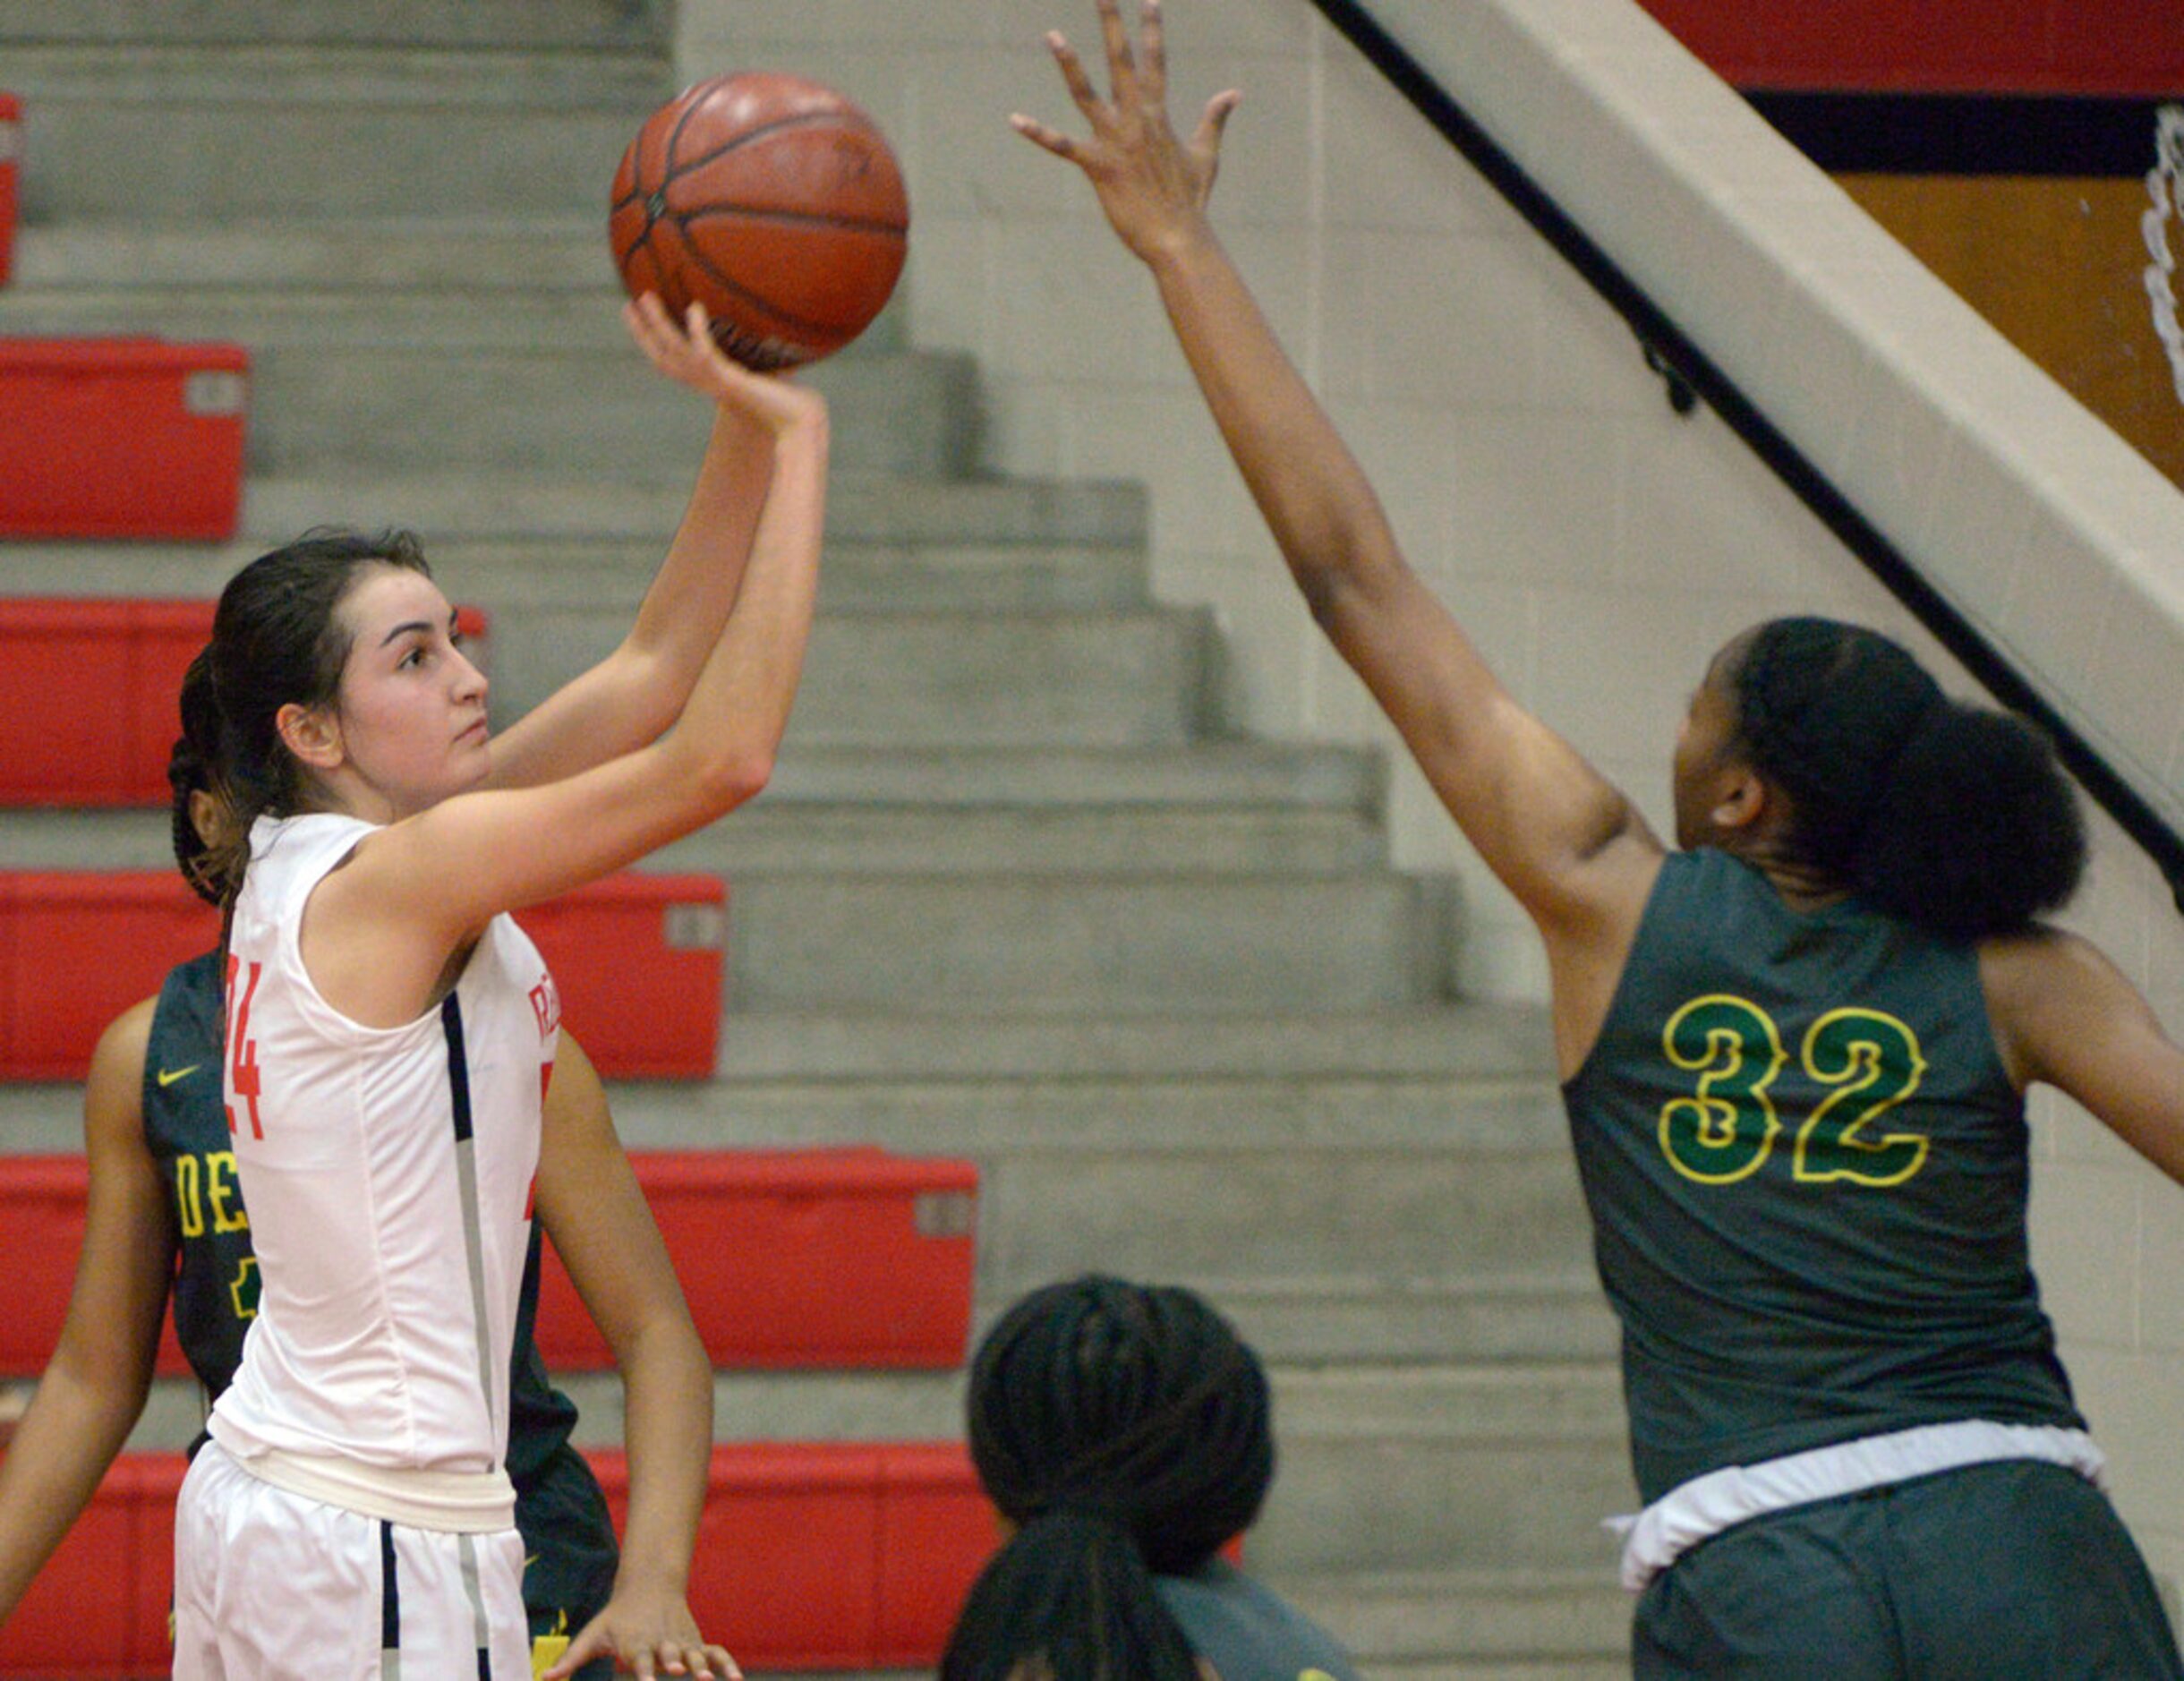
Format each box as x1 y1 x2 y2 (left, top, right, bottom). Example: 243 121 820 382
143 951 619 1672
1562 848 2082 1505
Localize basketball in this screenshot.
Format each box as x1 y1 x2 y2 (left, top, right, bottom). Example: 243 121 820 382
610 73 910 372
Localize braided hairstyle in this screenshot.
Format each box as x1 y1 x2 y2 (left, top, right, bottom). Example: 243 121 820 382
167 645 230 908
200 527 431 907
1727 617 2085 942
940 1275 1275 1681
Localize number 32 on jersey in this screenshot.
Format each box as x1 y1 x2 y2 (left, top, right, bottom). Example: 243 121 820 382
1659 994 1930 1187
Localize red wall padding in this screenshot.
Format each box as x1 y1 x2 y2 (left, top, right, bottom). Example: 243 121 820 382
1635 0 2184 96
533 1148 977 1370
590 1443 1001 1673
0 1446 998 1677
0 597 485 807
0 340 250 541
0 867 722 1081
0 1147 969 1378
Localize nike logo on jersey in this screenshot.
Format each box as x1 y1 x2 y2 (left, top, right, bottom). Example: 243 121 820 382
157 1065 201 1088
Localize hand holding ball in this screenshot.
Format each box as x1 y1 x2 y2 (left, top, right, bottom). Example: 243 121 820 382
610 73 910 371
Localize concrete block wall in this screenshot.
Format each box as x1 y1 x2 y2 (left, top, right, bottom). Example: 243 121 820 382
680 0 2184 1598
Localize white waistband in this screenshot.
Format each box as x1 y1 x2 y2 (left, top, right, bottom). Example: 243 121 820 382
209 1428 516 1533
1606 1419 2106 1591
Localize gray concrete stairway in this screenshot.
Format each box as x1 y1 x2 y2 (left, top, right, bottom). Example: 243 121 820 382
0 4 1634 1674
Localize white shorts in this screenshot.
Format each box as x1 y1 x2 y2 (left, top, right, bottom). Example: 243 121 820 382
173 1438 530 1679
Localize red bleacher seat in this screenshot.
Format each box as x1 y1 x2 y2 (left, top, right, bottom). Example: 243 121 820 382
533 1148 979 1370
0 93 18 289
0 339 250 541
876 1441 1008 1664
590 1443 999 1672
0 865 720 1081
0 1146 969 1378
0 870 218 1080
0 1451 179 1678
0 1154 189 1378
0 597 486 806
516 874 724 1079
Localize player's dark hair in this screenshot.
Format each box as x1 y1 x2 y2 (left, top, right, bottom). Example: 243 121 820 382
200 527 431 907
940 1275 1274 1681
1728 617 2086 941
168 645 228 908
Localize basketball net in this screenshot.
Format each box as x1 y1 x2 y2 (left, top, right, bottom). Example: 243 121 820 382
2144 104 2184 407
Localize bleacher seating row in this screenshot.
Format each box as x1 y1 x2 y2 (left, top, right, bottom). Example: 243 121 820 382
0 1443 1000 1677
0 1148 977 1375
0 866 726 1079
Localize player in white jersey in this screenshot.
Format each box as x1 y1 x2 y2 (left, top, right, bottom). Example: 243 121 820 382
174 294 828 1680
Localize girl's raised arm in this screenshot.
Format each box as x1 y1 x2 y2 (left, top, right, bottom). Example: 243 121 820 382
484 298 792 791
302 353 827 1028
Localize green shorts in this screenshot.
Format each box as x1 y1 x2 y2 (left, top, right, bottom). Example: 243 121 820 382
1634 1459 2182 1679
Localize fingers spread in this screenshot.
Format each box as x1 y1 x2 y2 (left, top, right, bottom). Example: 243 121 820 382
1009 112 1079 160
1139 0 1167 103
1049 30 1104 114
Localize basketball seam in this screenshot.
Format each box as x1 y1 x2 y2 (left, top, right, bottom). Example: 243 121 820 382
664 109 889 185
676 205 908 235
669 224 855 339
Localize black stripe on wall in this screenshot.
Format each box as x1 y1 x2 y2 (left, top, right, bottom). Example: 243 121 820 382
1746 92 2174 176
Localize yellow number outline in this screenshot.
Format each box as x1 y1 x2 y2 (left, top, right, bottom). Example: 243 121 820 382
1659 994 1786 1184
1793 1008 1931 1186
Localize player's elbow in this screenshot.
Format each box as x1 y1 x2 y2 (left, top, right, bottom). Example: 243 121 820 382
689 744 775 815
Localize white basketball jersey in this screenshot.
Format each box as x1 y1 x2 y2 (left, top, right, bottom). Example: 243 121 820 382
209 812 558 1475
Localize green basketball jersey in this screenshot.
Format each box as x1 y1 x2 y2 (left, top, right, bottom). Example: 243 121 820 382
1562 849 2081 1504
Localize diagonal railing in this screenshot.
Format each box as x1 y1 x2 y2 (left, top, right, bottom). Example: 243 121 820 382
1303 0 2184 912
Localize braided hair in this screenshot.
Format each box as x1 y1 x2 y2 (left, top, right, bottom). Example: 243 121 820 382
167 645 229 908
1728 617 2085 941
940 1276 1275 1681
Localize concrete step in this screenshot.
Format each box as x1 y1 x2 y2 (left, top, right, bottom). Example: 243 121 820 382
7 218 913 354
1243 1364 1636 1574
715 872 1455 1013
0 746 1387 875
705 1005 1550 1081
0 798 1381 883
594 1045 1595 1299
498 605 1216 750
0 283 958 474
1284 1567 1631 1671
0 0 668 49
12 220 627 293
0 473 1149 586
5 47 670 223
110 1361 1633 1574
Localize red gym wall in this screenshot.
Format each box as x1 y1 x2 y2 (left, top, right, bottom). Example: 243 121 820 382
1634 0 2184 98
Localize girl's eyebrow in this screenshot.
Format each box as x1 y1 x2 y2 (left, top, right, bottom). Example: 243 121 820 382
378 619 437 647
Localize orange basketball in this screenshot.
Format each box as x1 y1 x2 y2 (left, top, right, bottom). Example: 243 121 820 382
610 73 910 371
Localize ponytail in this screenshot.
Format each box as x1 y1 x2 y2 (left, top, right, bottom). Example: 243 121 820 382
939 1510 1200 1681
1730 618 2084 941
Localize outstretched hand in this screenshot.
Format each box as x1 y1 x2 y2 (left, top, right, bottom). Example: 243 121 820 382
623 292 826 438
1010 0 1241 265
